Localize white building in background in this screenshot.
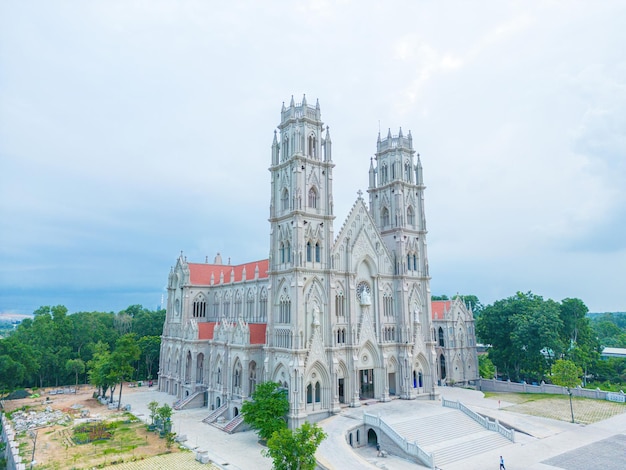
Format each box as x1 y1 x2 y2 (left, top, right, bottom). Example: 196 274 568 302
158 97 478 428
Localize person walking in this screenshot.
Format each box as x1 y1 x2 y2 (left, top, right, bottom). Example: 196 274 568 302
376 443 381 457
499 455 506 469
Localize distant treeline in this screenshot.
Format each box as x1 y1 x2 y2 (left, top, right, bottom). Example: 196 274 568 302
0 304 164 392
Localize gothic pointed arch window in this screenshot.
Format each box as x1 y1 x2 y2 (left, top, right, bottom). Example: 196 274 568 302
280 242 285 263
308 134 317 159
285 241 291 263
381 164 388 184
249 361 257 395
279 292 291 323
196 353 204 383
315 242 321 262
259 289 268 322
308 186 318 209
315 381 321 403
306 383 313 403
282 137 289 159
335 290 345 318
404 161 412 182
246 289 255 321
407 206 415 227
193 294 207 318
281 189 289 211
438 327 445 347
306 241 312 262
381 207 390 227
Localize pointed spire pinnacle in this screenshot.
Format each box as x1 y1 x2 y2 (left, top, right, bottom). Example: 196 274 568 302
315 98 320 109
370 157 374 169
281 101 285 112
387 128 392 139
377 131 381 143
325 126 331 142
302 94 307 106
273 129 278 144
398 127 403 138
290 95 295 107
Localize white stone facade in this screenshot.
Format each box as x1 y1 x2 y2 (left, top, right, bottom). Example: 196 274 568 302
158 97 478 427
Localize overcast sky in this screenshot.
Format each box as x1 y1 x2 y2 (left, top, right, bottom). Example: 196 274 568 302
1 1 624 315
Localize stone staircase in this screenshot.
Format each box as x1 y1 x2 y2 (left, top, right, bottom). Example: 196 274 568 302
391 408 511 467
202 404 227 424
223 414 244 434
173 391 203 410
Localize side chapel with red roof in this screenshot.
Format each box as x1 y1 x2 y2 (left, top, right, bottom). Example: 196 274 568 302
158 97 478 429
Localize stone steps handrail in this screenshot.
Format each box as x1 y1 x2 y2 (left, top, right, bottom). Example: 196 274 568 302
364 412 435 469
442 398 514 442
173 391 202 410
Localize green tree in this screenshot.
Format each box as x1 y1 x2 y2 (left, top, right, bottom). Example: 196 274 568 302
110 333 141 409
88 341 113 398
551 359 582 423
477 292 565 382
241 381 289 441
264 422 327 470
138 336 161 380
431 294 449 301
147 400 160 425
478 355 496 379
65 358 85 388
0 355 26 395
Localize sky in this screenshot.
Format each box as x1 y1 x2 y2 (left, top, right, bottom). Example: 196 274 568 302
1 1 625 315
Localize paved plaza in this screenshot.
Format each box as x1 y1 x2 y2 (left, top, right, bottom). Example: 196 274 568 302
120 386 626 470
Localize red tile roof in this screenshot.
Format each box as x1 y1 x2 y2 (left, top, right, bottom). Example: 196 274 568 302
197 321 266 344
249 324 267 344
431 300 452 320
198 322 216 340
188 259 269 285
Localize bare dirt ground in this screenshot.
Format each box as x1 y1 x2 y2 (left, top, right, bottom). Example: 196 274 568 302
2 385 180 469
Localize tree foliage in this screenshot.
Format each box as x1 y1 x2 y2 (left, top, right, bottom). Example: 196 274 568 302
241 381 289 441
263 422 327 470
477 292 564 382
477 293 601 383
478 354 495 379
0 304 162 392
551 359 582 389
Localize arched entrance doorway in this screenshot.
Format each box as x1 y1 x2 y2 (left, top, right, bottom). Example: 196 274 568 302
367 428 378 446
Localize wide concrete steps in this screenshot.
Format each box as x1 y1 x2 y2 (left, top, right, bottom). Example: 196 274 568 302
429 430 510 467
392 409 481 446
391 408 511 466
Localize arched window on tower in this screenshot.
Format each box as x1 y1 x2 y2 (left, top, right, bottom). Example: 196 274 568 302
285 241 291 263
281 189 289 211
381 164 388 184
335 292 345 318
306 241 312 262
405 161 412 182
315 242 321 262
279 294 291 323
407 206 415 227
308 135 316 159
283 138 289 159
438 327 445 347
280 242 285 263
382 207 390 227
308 187 318 209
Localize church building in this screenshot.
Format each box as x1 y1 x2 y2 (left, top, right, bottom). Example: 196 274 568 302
158 97 478 429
